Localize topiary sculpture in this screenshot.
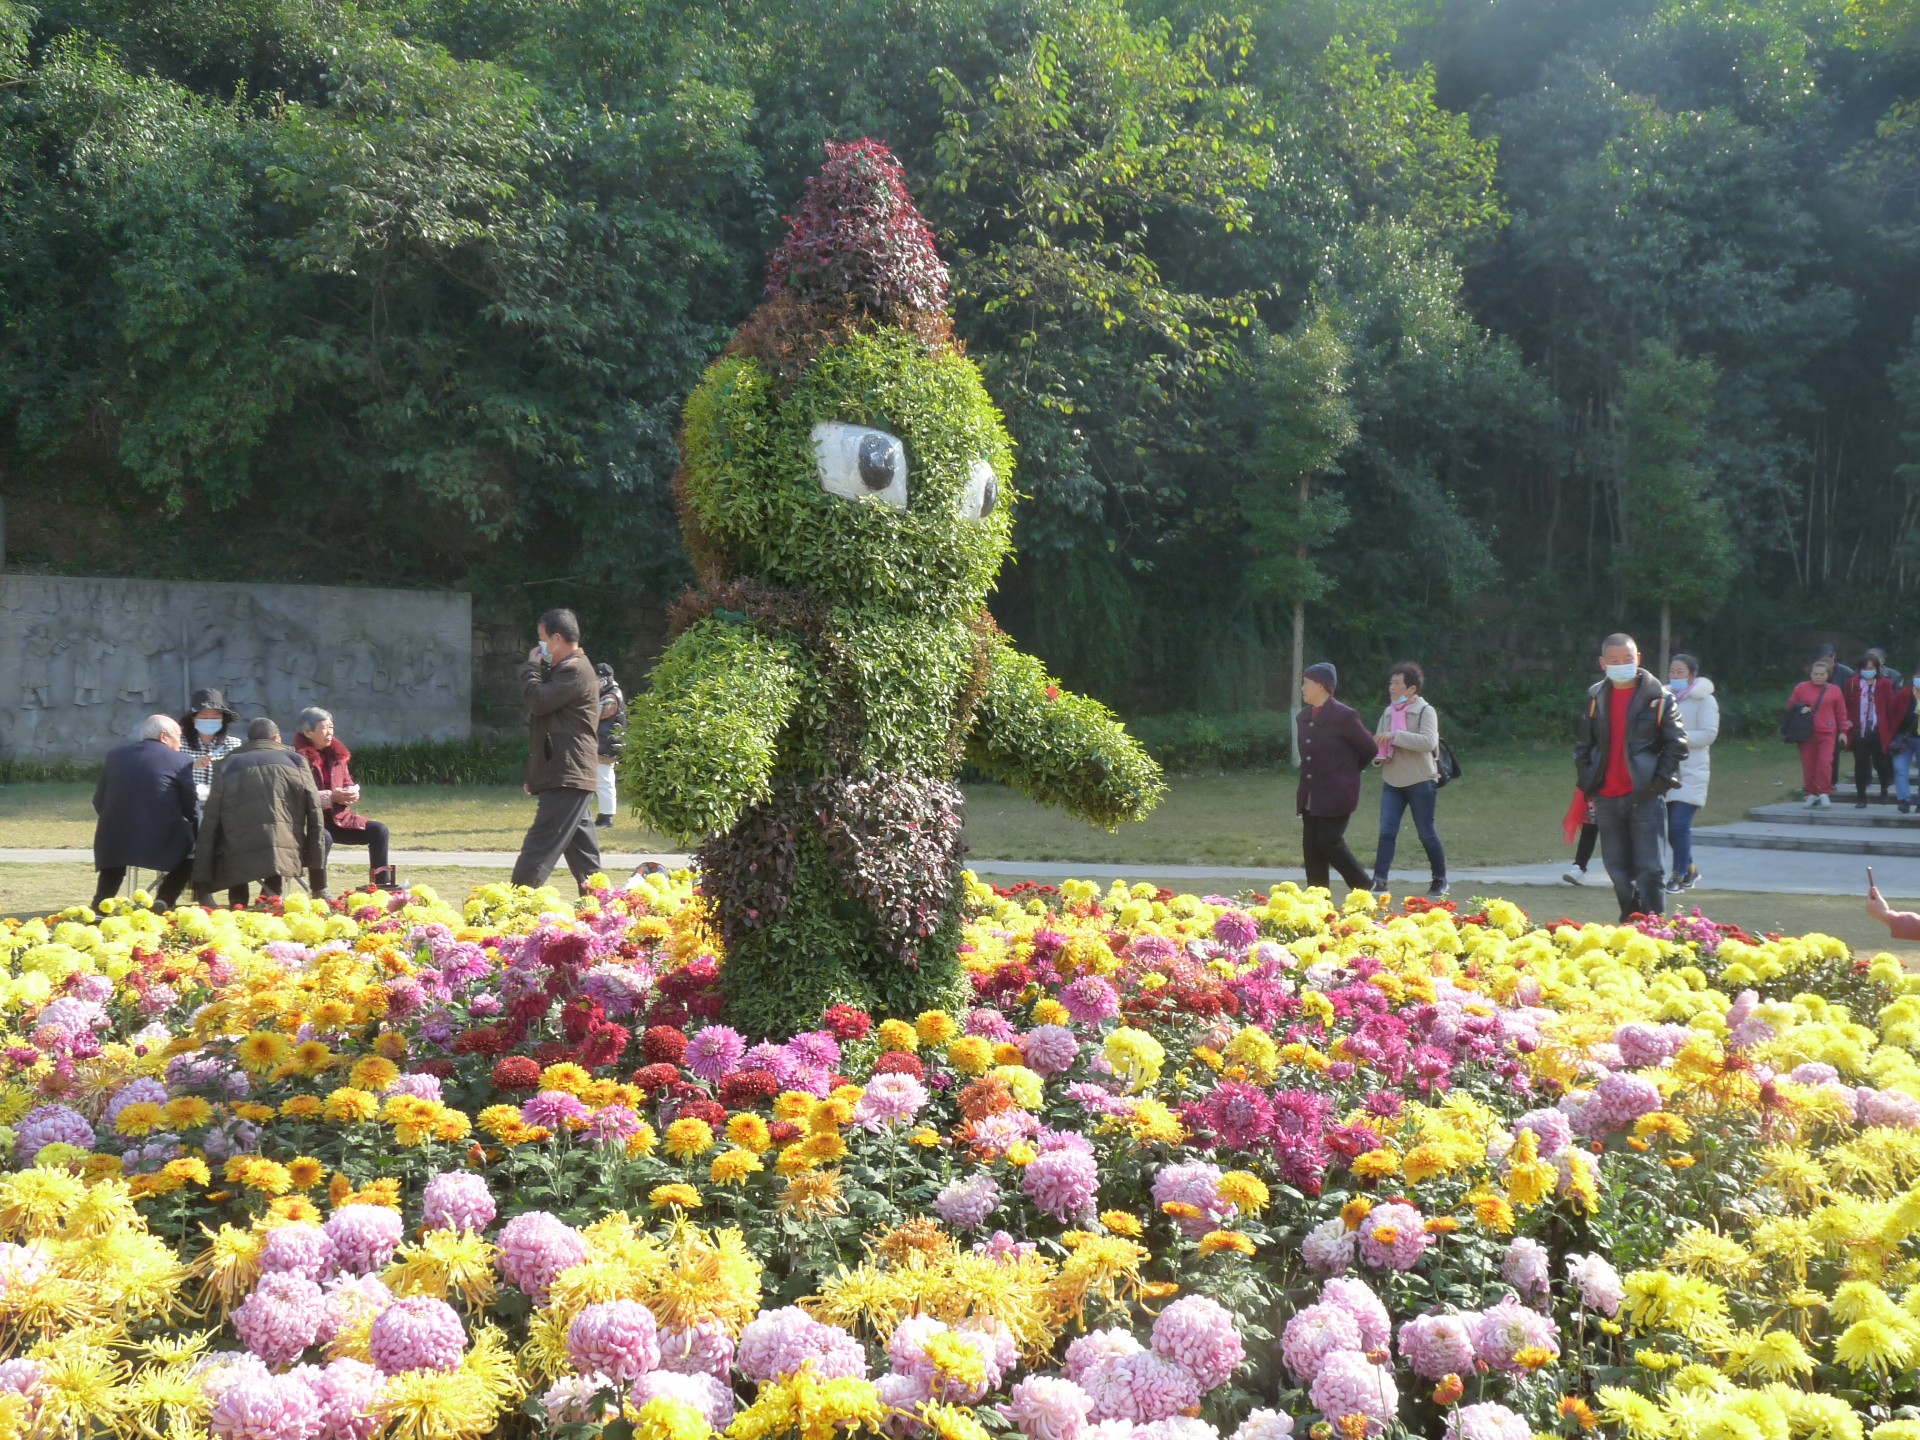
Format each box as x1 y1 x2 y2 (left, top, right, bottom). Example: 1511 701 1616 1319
625 139 1165 1036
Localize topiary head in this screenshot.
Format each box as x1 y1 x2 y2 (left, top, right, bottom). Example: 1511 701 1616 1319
675 141 1016 614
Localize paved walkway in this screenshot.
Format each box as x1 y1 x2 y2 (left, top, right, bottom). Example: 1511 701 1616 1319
7 846 1916 898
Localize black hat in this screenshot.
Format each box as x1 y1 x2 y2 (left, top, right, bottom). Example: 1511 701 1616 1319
594 662 616 679
1305 662 1339 694
181 688 241 727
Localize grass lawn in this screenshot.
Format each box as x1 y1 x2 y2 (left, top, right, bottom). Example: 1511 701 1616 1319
0 740 1804 866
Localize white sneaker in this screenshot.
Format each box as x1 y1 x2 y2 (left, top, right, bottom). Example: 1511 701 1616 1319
1815 794 1832 808
1803 794 1820 809
1562 865 1586 886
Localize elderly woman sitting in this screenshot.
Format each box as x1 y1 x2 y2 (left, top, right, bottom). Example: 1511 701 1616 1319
293 707 394 889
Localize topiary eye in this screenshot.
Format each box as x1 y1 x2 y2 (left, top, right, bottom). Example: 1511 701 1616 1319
963 460 999 520
812 422 908 510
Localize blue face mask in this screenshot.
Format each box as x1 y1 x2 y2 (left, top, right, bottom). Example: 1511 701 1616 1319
1392 693 1413 708
194 718 223 737
1863 669 1879 680
1604 662 1638 684
1668 678 1691 695
538 640 552 664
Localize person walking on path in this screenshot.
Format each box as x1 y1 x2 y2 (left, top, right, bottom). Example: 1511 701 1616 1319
91 714 199 910
1788 659 1850 809
179 688 244 809
1664 654 1718 893
192 718 327 906
1295 661 1379 895
1574 633 1689 922
294 707 395 890
1848 648 1899 807
1891 672 1920 815
511 608 604 893
1367 661 1448 899
593 662 626 830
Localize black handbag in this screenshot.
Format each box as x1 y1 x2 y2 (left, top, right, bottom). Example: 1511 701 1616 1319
1779 683 1831 744
1435 737 1462 788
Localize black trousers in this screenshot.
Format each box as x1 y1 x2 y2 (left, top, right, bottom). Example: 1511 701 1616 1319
324 820 391 877
94 862 192 910
1574 822 1599 870
1594 791 1665 920
512 788 603 893
1855 734 1894 800
1301 812 1370 892
197 876 288 907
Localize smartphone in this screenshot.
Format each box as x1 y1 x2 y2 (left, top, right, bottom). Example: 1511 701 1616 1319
1869 866 1877 891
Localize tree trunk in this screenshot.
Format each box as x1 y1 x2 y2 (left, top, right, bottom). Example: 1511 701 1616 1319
1658 601 1671 678
1289 472 1308 770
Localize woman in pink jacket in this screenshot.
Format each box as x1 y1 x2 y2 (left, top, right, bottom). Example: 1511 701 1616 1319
1788 659 1850 808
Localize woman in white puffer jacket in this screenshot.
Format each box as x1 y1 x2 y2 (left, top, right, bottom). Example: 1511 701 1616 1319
1665 654 1718 893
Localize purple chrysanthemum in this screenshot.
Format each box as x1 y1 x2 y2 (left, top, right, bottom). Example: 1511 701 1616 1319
686 1025 747 1084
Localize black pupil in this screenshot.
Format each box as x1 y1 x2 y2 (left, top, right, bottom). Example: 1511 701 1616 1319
857 434 895 490
980 472 998 515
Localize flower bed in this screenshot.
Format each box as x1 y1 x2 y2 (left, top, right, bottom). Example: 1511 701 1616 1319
0 873 1912 1440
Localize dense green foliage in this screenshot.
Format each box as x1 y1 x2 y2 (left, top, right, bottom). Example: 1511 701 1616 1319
2 0 1918 699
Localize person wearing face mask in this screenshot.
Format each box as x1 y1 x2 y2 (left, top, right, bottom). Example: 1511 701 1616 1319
1847 648 1899 808
1785 659 1848 808
510 607 604 893
1889 671 1920 815
1663 654 1718 893
177 688 244 809
1573 633 1689 921
1366 661 1447 899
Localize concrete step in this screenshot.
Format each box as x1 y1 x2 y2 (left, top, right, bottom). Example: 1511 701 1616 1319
1749 801 1920 828
1693 821 1920 857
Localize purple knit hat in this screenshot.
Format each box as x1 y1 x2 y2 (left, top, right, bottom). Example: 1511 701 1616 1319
1305 662 1338 694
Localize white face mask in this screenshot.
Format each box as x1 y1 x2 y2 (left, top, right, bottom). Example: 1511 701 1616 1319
1604 662 1638 684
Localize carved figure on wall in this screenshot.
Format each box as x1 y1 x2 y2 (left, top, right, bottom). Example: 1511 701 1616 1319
20 623 61 708
119 621 164 703
73 631 115 706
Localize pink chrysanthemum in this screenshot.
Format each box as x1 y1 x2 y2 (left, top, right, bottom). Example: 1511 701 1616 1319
421 1172 496 1233
1064 1330 1142 1386
1060 977 1120 1026
316 1274 393 1347
521 1089 591 1129
658 1319 735 1379
1301 1218 1355 1277
1280 1304 1362 1383
299 1358 383 1440
1356 1201 1430 1271
258 1223 337 1283
1229 1409 1294 1440
1006 1376 1094 1440
853 1072 929 1131
234 1273 326 1368
323 1205 402 1276
737 1307 868 1383
1319 1279 1390 1352
1023 1148 1099 1223
1396 1312 1478 1380
1081 1352 1200 1424
496 1211 588 1302
1150 1163 1234 1238
1447 1403 1531 1440
369 1295 466 1375
1501 1238 1550 1307
1020 1026 1081 1077
1151 1296 1244 1391
209 1372 322 1440
933 1174 1002 1232
567 1300 660 1384
1565 1253 1624 1316
1571 1073 1663 1137
1307 1351 1396 1434
1470 1298 1560 1374
686 1025 747 1084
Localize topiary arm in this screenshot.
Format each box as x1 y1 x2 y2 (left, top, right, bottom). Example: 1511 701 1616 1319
621 619 804 845
966 637 1167 829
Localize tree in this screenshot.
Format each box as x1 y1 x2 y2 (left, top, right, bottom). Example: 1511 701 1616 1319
1614 342 1736 672
1240 310 1358 761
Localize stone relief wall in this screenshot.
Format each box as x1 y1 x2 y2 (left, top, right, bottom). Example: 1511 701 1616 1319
0 576 470 759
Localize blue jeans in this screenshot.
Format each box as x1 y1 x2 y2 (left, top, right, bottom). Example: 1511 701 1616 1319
1666 801 1698 879
1897 747 1915 804
1373 780 1446 883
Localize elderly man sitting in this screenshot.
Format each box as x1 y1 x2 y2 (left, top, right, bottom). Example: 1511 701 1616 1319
92 714 200 910
192 717 328 907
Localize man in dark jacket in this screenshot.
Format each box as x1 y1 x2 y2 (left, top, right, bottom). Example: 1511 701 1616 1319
510 607 605 892
1295 662 1379 894
192 718 327 906
92 715 200 909
1574 633 1690 922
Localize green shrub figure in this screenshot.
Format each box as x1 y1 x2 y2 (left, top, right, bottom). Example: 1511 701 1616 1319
626 140 1165 1035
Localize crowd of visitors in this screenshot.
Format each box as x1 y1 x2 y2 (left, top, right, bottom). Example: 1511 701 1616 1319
86 607 619 908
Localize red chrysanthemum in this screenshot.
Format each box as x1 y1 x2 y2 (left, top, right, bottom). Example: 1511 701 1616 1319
643 1027 690 1066
872 1051 925 1080
720 1070 780 1107
768 1120 803 1145
822 1005 873 1042
633 1064 681 1096
673 1098 727 1131
491 1057 542 1091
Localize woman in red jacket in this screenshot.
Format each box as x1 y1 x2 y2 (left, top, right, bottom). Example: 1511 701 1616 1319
1847 647 1900 808
294 707 395 889
1788 660 1850 809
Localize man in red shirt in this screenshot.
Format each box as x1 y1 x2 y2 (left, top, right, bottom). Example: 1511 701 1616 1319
1573 633 1690 921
